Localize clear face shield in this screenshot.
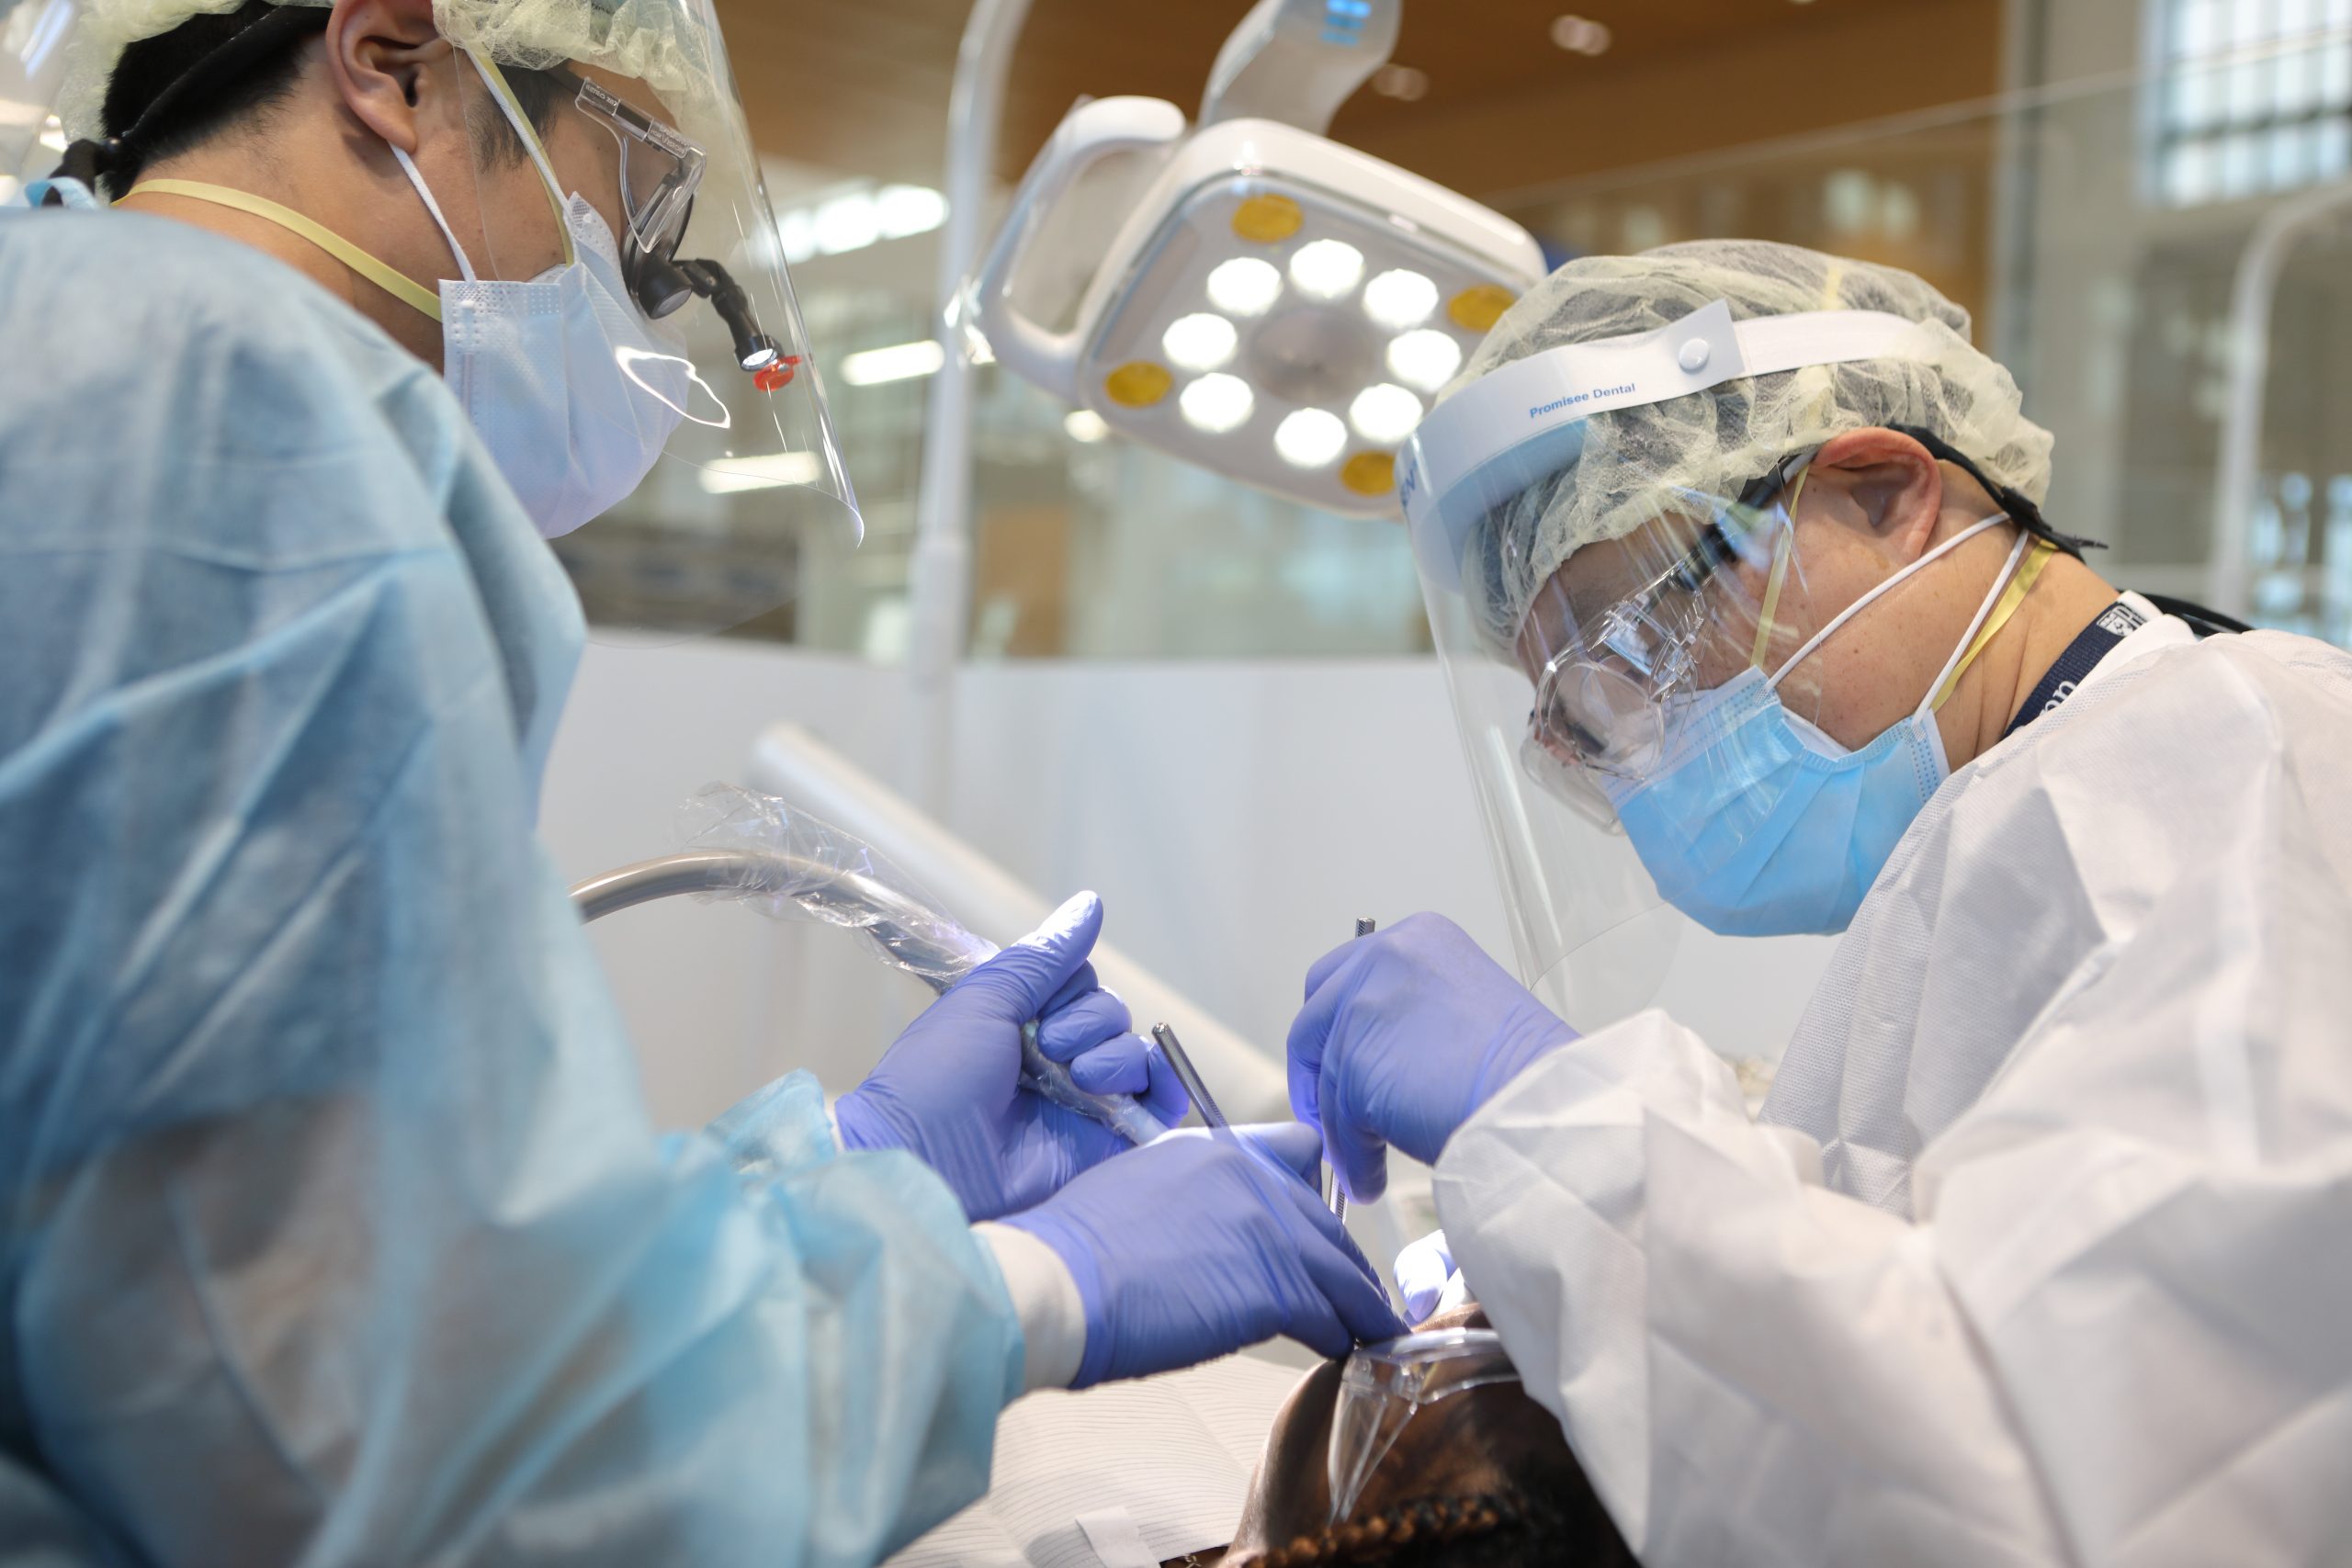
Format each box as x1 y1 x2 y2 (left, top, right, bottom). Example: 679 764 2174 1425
28 0 858 638
2 0 76 203
1327 1328 1523 1526
433 15 859 637
1398 300 2050 1008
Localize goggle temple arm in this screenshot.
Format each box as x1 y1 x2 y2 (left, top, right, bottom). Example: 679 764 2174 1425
1886 423 2106 559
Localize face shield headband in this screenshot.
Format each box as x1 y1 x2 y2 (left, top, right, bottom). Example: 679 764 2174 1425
1397 300 2099 592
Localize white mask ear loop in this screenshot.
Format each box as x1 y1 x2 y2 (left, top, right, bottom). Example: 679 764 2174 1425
1765 512 2012 692
1911 528 2032 721
390 143 478 284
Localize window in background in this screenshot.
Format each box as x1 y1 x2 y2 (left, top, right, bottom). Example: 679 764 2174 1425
2149 0 2352 206
1511 148 1994 333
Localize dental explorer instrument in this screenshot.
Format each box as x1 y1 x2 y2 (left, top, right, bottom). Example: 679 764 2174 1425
1151 1021 1227 1133
1322 917 1378 1227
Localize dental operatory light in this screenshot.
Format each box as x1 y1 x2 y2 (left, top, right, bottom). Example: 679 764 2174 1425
1207 256 1284 316
1182 372 1257 434
1164 311 1240 370
1386 328 1463 392
966 0 1544 517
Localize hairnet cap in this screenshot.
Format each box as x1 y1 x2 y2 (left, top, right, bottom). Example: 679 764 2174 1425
1442 240 2055 657
57 0 725 147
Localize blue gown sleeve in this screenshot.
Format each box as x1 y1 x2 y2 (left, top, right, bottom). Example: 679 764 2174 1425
0 212 1023 1568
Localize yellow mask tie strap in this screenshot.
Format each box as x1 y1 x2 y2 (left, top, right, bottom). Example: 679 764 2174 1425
1930 538 2057 711
1749 467 1808 670
127 179 443 321
469 53 575 268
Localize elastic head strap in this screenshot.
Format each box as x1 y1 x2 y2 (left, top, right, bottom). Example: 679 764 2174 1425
46 3 330 200
124 177 444 320
1889 423 2104 560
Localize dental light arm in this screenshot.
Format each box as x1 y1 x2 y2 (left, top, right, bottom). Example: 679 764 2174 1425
1201 0 1401 134
965 96 1189 401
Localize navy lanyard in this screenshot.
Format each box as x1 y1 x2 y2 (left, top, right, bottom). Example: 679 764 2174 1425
2002 598 2147 739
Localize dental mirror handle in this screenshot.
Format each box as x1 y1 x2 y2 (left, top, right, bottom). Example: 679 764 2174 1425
1324 917 1377 1225
1151 1021 1228 1133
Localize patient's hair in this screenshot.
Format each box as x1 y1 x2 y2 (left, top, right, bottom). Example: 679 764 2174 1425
1251 1491 1604 1567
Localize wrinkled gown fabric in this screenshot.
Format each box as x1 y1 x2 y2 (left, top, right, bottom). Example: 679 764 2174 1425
1435 624 2352 1567
0 209 1022 1568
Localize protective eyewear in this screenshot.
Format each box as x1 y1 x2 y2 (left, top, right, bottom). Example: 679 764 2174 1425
1521 446 1817 800
555 65 703 294
542 66 782 375
1327 1328 1523 1525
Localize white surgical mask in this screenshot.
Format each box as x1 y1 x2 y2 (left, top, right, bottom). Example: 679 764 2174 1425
392 54 689 539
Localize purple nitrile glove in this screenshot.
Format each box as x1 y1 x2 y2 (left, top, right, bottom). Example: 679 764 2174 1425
1287 912 1577 1201
1005 1122 1407 1387
836 892 1188 1221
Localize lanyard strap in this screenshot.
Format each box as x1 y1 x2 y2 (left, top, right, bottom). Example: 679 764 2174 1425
2001 595 2146 739
125 178 445 321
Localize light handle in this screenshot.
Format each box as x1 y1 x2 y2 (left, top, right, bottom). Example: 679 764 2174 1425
967 94 1188 403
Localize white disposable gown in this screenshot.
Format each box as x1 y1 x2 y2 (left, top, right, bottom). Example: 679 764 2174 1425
0 208 1022 1566
1433 616 2352 1566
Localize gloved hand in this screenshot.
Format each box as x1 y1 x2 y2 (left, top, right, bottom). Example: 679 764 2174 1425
836 893 1188 1222
1005 1122 1407 1386
1287 912 1577 1201
1393 1229 1455 1324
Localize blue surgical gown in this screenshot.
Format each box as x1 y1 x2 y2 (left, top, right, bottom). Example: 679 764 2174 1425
0 207 1023 1566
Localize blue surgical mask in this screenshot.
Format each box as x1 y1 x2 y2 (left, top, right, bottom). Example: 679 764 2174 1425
1601 515 2049 936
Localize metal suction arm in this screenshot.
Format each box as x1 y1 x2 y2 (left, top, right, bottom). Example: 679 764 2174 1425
572 850 774 920
569 850 1168 1146
571 849 987 984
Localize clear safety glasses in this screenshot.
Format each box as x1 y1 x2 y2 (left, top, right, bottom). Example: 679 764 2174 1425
554 67 703 304
1328 1329 1523 1525
1518 447 1818 821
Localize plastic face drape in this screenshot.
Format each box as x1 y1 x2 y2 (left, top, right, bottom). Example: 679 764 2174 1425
1327 1330 1524 1525
440 11 860 637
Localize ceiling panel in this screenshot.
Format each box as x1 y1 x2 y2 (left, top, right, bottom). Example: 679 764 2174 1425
719 0 2007 198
